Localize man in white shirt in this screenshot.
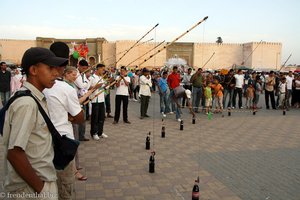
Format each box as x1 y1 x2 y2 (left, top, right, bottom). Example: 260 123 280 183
89 64 108 140
233 69 244 109
139 68 152 119
182 68 192 107
286 71 294 108
74 59 90 141
265 71 276 109
44 42 85 199
113 66 131 124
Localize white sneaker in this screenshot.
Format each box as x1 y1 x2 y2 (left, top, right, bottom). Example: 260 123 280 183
169 112 174 114
161 112 166 117
133 98 138 102
93 135 100 140
100 133 108 138
177 118 182 122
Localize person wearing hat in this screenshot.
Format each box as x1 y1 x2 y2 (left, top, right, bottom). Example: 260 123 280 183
139 68 152 119
44 42 92 199
171 85 195 121
2 47 68 199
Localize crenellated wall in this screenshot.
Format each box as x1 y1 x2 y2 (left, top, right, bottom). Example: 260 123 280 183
0 38 282 70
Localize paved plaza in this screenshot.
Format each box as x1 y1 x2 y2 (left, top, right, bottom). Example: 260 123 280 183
1 90 300 200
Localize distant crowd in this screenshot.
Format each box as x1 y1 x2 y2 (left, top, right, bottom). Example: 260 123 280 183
1 50 300 200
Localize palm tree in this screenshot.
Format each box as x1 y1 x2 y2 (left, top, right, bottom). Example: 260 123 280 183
216 37 223 44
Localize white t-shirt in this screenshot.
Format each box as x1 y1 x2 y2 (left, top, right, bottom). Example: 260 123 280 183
116 76 130 96
286 75 294 90
139 75 152 96
89 74 105 103
234 74 244 88
74 70 91 97
43 80 82 139
279 82 287 93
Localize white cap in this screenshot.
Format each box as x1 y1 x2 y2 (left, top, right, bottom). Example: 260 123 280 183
185 89 191 99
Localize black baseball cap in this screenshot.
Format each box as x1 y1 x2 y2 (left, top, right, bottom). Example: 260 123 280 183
21 47 68 70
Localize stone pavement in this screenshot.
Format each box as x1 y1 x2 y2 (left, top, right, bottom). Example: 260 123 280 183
1 90 300 200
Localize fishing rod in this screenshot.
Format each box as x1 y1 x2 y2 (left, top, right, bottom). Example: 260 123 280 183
138 16 208 67
279 53 292 72
241 40 263 66
202 52 215 69
115 23 159 65
83 76 122 105
126 40 165 67
102 38 154 64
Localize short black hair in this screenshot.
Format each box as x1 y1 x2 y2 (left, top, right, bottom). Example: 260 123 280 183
173 66 178 70
120 66 126 70
79 59 88 66
96 63 105 68
162 71 168 75
0 62 6 66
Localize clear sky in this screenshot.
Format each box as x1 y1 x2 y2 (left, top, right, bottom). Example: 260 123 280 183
1 0 299 65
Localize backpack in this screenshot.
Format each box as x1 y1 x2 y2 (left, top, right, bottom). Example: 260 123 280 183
0 90 32 136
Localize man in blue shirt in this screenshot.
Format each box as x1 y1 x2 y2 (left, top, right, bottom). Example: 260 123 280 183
157 71 170 117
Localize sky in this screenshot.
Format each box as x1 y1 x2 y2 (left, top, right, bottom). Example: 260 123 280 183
1 0 300 65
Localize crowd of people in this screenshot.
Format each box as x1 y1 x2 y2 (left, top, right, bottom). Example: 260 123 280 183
1 43 300 199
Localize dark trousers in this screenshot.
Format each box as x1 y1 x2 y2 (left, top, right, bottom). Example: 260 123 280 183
133 85 140 99
182 85 192 106
78 105 87 140
233 88 243 108
114 95 129 122
105 93 111 114
90 102 105 136
140 95 150 117
265 90 276 109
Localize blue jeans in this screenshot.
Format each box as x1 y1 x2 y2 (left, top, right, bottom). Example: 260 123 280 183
170 90 181 119
160 91 169 113
192 87 202 112
168 89 176 112
223 88 234 108
286 89 292 107
0 91 10 106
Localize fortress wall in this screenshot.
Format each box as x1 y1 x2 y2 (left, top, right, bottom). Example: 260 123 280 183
114 40 166 69
0 39 36 64
102 42 116 67
194 43 243 69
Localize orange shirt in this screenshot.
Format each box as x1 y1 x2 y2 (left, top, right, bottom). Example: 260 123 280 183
211 83 223 97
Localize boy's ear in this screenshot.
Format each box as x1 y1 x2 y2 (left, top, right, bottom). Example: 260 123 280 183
28 65 38 76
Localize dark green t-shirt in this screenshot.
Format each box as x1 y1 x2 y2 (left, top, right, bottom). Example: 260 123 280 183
191 74 203 88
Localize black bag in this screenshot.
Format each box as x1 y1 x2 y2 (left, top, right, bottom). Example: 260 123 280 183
31 93 80 170
0 90 79 170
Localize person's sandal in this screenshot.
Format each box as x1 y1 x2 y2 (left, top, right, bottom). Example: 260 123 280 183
75 171 87 181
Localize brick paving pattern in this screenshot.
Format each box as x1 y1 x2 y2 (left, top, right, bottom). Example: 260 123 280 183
1 90 300 200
